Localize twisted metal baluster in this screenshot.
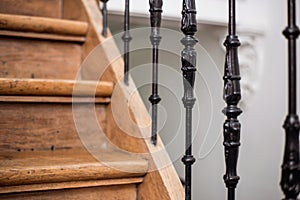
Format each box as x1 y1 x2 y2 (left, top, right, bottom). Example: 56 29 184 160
180 0 197 199
100 0 108 37
122 0 132 85
222 0 242 200
149 0 163 145
280 0 300 199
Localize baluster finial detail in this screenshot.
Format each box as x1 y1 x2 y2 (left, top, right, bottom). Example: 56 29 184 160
180 0 197 199
222 0 242 200
280 0 300 199
149 0 163 145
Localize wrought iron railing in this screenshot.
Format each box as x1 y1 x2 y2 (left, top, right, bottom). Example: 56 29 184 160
222 0 242 200
122 0 131 85
99 0 300 199
149 0 163 145
280 0 300 199
100 0 108 37
180 1 197 199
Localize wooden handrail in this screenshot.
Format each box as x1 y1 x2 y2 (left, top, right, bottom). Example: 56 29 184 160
0 78 113 97
0 14 88 36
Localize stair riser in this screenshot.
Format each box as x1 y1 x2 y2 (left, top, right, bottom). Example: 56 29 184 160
0 38 82 79
0 184 138 200
0 102 107 152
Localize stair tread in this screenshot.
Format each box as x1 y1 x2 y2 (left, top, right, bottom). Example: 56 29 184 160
0 30 86 43
0 148 148 187
0 13 88 36
0 78 114 97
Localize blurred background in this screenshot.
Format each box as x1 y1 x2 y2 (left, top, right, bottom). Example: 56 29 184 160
104 0 298 199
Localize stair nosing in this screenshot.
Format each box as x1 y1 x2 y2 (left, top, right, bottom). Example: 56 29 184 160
0 148 148 187
0 78 114 97
0 13 89 36
0 177 144 194
0 30 86 43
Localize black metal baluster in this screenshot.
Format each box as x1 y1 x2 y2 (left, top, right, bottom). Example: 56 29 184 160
280 0 300 199
149 0 163 146
222 0 242 200
180 0 197 199
100 0 108 37
122 0 132 85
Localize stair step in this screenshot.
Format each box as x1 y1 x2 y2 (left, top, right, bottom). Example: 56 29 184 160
0 148 148 193
0 78 114 97
0 14 88 36
0 30 86 43
1 184 138 200
0 177 143 194
0 96 111 103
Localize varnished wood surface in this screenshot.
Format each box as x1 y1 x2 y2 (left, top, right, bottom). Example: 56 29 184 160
80 0 185 199
0 13 88 36
0 184 138 200
0 38 82 79
0 102 107 151
0 0 63 19
106 84 185 200
0 148 148 187
0 30 86 43
63 0 88 22
0 96 111 104
0 177 143 194
0 78 114 97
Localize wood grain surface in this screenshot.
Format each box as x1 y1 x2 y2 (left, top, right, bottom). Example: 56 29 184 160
0 30 86 43
0 184 138 200
0 78 113 97
0 38 82 79
0 0 63 19
0 148 148 186
0 102 107 151
0 177 143 194
0 13 88 36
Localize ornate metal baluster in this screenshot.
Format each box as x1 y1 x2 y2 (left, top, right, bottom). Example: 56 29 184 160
148 0 162 145
180 0 197 199
222 0 242 200
280 0 300 199
100 0 108 37
122 0 132 85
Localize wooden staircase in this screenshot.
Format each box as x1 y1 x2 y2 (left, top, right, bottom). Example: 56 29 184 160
0 0 184 199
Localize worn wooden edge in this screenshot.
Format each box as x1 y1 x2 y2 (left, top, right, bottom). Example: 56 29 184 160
106 85 185 200
0 30 86 43
0 13 88 36
0 148 148 187
0 78 113 97
0 177 143 194
80 0 185 199
0 96 111 104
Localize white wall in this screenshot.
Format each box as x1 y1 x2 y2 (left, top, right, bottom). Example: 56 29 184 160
107 0 298 199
